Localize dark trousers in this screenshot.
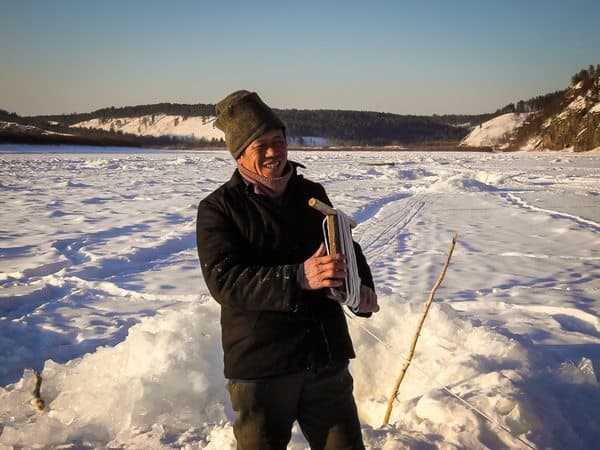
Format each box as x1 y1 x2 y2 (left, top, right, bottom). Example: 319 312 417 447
226 362 365 450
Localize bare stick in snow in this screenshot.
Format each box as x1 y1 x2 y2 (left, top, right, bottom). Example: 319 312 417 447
31 371 45 412
383 234 458 425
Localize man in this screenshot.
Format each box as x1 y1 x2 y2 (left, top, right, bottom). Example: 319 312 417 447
196 90 378 450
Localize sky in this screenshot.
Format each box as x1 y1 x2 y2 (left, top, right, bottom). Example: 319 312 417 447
1 0 599 116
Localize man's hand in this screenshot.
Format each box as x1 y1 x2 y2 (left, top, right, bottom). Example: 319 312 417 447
298 243 347 290
356 285 379 313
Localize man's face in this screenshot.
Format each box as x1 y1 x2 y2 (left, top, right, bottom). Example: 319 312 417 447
238 128 287 178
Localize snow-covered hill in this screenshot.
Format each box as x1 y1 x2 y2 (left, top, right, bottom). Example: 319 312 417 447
460 113 529 149
70 115 332 147
71 115 335 147
71 115 225 141
0 120 71 137
461 73 600 152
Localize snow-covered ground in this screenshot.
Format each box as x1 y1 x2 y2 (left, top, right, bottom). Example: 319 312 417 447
1 145 599 449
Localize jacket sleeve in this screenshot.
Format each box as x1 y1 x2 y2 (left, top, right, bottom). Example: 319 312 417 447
196 197 303 312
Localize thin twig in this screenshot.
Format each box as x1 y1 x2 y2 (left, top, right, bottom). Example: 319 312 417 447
383 234 457 425
31 371 45 412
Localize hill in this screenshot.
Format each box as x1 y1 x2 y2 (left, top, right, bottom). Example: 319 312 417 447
2 105 492 149
460 65 600 151
62 109 481 147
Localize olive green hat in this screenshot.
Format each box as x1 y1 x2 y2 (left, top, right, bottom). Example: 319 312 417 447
214 90 286 159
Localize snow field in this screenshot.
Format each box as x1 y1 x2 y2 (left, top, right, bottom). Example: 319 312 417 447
1 146 599 449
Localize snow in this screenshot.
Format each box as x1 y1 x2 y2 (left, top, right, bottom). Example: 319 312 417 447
557 96 590 121
71 115 225 141
1 145 599 449
71 117 329 147
460 113 529 148
566 96 587 112
522 136 544 151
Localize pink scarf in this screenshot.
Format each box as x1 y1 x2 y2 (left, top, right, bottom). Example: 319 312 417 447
237 162 293 198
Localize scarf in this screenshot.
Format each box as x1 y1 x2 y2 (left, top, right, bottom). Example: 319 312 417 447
237 161 293 198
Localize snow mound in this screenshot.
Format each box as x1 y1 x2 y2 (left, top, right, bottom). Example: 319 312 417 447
0 300 227 448
0 296 565 449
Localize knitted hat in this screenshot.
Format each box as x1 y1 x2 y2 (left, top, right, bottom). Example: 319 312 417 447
214 90 286 159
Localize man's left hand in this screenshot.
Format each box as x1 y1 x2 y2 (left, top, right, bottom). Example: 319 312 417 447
356 285 379 313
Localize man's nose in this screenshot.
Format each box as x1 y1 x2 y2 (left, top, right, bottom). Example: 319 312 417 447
265 145 280 156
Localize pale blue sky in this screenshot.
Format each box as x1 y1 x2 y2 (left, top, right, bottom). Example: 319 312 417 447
1 0 598 116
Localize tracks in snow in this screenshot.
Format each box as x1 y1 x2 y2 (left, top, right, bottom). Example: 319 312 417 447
500 192 600 232
354 194 425 262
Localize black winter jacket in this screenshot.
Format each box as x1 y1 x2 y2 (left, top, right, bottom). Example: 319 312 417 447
196 163 374 379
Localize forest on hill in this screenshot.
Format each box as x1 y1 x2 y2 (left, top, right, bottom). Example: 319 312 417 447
276 109 474 145
4 105 491 148
510 64 600 151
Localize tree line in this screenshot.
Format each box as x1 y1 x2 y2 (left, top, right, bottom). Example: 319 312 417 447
495 90 566 114
16 105 482 146
571 64 600 88
31 103 216 127
0 108 20 122
275 109 471 145
495 64 599 115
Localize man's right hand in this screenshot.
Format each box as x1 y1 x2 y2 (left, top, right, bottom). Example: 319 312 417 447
298 243 347 290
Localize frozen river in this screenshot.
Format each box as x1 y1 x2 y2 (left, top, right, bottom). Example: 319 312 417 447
1 145 599 449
